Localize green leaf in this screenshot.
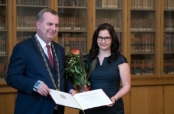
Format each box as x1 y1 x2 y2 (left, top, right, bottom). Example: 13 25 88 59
75 65 81 74
72 76 81 86
87 81 90 86
70 69 75 73
77 66 82 72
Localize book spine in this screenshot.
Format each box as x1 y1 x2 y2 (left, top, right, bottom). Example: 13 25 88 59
0 63 6 80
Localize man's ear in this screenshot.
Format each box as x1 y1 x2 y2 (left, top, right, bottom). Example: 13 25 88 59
36 21 40 29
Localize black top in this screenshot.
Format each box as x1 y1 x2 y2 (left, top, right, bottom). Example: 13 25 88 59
80 54 127 114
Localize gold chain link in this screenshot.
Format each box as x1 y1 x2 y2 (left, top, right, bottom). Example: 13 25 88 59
34 35 60 90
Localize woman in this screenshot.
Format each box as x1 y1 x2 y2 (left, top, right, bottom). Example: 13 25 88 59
80 23 131 114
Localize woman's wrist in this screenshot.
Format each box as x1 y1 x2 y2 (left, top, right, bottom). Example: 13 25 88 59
114 95 118 101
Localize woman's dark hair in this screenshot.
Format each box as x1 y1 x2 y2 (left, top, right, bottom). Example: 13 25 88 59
89 23 120 63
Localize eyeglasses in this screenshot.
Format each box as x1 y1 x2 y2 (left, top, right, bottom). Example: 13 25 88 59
97 36 111 42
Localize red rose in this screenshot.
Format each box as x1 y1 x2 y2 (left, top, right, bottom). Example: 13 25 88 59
71 49 80 55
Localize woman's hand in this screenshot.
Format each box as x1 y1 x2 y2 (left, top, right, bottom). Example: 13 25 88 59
107 95 118 107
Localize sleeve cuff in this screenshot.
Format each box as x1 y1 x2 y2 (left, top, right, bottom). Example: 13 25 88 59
33 80 43 92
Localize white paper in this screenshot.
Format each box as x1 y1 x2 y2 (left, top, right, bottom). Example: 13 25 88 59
49 89 81 109
49 89 112 110
74 89 112 110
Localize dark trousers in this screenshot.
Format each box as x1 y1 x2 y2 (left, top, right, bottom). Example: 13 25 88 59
53 110 58 114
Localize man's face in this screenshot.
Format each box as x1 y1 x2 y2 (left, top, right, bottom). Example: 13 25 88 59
36 12 59 44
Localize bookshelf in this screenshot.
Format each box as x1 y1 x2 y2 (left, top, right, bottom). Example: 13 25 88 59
162 0 174 75
15 0 50 44
0 0 173 85
128 0 159 76
57 0 88 55
0 0 173 82
0 0 7 80
95 0 125 53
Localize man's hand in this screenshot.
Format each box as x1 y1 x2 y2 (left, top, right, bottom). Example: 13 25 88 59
69 89 76 96
37 83 50 96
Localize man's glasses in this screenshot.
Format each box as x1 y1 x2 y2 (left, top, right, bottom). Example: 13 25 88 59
97 36 111 42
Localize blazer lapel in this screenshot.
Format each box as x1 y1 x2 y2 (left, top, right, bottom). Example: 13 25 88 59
31 35 55 71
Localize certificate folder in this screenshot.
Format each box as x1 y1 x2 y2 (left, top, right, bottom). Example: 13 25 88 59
49 89 112 110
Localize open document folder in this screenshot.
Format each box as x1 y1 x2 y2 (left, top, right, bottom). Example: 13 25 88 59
49 89 113 110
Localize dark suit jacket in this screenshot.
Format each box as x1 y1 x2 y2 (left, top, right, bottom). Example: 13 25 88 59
6 34 74 114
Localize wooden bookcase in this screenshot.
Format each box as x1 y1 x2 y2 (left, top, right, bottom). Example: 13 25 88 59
94 0 127 54
57 0 88 55
0 0 174 114
14 0 50 43
128 0 159 76
0 0 7 80
161 0 174 76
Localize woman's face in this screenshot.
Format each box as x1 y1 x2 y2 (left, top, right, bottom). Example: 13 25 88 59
97 30 112 52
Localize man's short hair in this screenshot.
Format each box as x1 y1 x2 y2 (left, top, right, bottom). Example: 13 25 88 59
36 8 58 22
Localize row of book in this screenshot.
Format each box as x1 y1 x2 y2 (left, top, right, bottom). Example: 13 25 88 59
59 17 86 30
131 0 155 9
0 36 6 55
96 0 120 8
0 63 6 80
163 33 174 53
0 15 5 30
131 19 154 31
15 17 174 31
16 36 30 44
17 16 86 31
0 0 5 4
16 33 87 54
58 33 87 54
164 0 174 9
17 0 48 5
164 59 174 74
58 0 87 7
17 16 36 30
96 18 121 31
131 33 155 53
131 59 154 75
164 19 174 31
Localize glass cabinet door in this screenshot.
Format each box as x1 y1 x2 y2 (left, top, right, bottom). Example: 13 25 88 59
0 0 7 80
57 0 88 55
95 0 124 52
16 0 49 44
163 0 174 75
129 0 157 76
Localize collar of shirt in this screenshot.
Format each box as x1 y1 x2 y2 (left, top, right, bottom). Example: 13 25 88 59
36 33 52 57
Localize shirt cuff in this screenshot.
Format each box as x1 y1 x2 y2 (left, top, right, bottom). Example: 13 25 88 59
33 80 43 92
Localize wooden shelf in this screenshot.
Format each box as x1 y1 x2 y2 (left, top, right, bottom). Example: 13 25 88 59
16 5 48 7
58 6 87 9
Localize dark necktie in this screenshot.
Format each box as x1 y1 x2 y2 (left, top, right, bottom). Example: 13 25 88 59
46 45 54 68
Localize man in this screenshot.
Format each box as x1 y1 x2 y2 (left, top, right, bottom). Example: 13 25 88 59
6 8 76 114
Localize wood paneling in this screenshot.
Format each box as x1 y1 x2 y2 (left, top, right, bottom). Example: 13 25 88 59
64 107 79 114
1 84 174 114
164 85 174 114
0 93 16 114
123 92 131 114
131 86 163 114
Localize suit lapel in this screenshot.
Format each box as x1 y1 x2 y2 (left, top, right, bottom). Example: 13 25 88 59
31 35 42 56
31 35 55 71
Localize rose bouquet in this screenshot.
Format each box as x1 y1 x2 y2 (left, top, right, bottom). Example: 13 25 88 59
65 49 90 92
